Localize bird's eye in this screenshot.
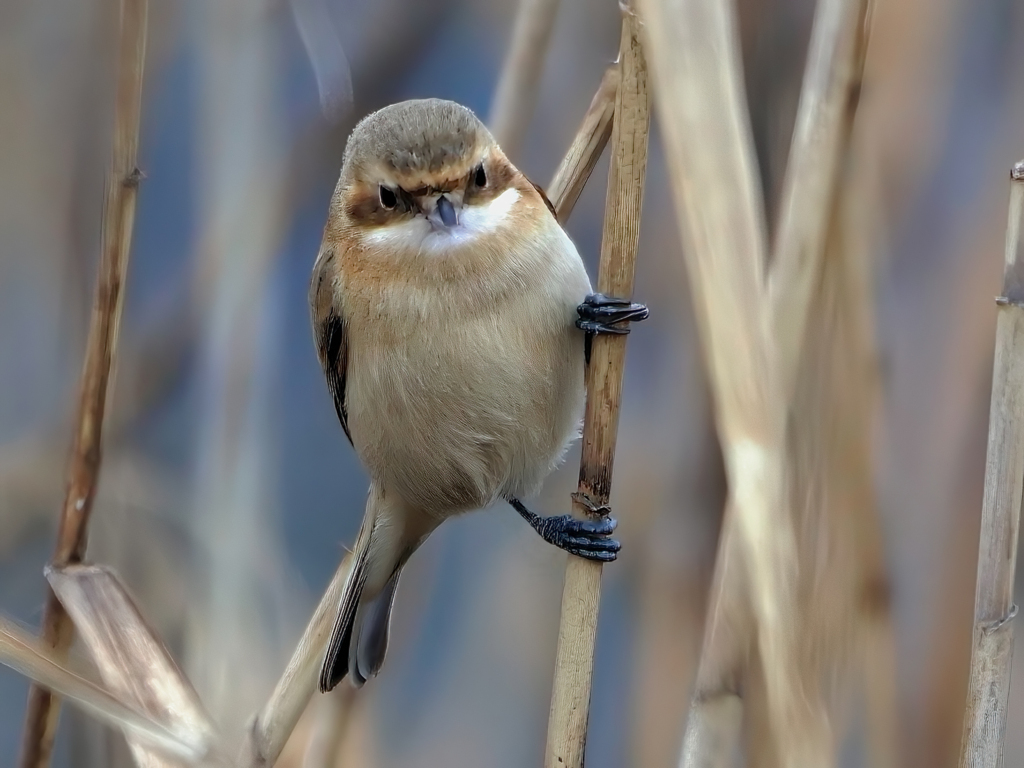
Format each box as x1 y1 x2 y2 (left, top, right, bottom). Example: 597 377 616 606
474 164 487 187
379 186 397 210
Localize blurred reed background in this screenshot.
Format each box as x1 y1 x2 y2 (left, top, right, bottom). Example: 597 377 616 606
0 0 1023 766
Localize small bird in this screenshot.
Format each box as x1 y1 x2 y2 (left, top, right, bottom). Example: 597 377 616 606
310 98 647 692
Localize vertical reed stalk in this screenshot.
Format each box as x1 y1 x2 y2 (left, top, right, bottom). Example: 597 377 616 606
544 9 650 767
639 0 874 762
19 2 148 765
957 161 1024 768
634 0 794 762
769 0 873 398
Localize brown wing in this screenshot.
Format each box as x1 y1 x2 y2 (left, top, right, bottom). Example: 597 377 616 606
310 249 352 445
528 177 558 219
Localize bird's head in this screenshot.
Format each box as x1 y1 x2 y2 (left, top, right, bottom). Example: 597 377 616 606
329 99 545 259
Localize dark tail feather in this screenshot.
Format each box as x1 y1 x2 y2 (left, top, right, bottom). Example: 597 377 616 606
320 483 427 692
354 567 402 683
319 545 369 693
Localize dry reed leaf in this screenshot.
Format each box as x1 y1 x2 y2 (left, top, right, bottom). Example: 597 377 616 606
957 162 1024 768
545 8 650 767
0 614 210 765
45 564 218 768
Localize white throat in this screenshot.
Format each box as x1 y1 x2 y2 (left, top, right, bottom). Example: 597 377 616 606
363 187 521 254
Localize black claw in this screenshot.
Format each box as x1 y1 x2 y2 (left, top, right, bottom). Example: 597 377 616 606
577 319 630 335
564 546 620 562
547 513 617 536
580 293 634 308
574 536 622 553
555 533 621 551
577 293 649 337
509 499 621 563
546 528 622 549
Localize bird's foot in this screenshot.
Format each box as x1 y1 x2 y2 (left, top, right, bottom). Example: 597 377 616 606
576 293 649 336
509 498 621 562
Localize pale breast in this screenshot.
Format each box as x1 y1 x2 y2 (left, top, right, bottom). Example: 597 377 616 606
344 229 591 515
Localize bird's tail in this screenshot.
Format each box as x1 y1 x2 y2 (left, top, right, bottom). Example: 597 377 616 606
318 485 428 692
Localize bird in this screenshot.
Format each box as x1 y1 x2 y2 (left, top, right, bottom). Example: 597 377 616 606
309 98 647 692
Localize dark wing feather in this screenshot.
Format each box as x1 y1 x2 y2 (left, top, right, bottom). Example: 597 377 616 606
319 545 367 691
310 249 352 445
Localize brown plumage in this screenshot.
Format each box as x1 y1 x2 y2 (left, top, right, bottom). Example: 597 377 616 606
311 99 595 691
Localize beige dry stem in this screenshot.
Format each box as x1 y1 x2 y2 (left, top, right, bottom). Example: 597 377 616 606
770 0 874 398
545 10 650 768
19 1 149 766
638 0 877 763
759 0 881 763
957 163 1024 768
634 0 794 762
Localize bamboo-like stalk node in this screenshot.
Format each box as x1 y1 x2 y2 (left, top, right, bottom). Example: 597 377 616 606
957 160 1024 768
544 8 650 768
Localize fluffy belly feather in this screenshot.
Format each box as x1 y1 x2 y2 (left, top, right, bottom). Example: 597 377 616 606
347 304 586 515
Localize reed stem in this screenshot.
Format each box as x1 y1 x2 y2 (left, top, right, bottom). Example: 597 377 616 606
18 2 148 765
544 9 650 767
957 161 1024 768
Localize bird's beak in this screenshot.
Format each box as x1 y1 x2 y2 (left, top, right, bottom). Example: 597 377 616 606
421 192 462 229
436 195 458 227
